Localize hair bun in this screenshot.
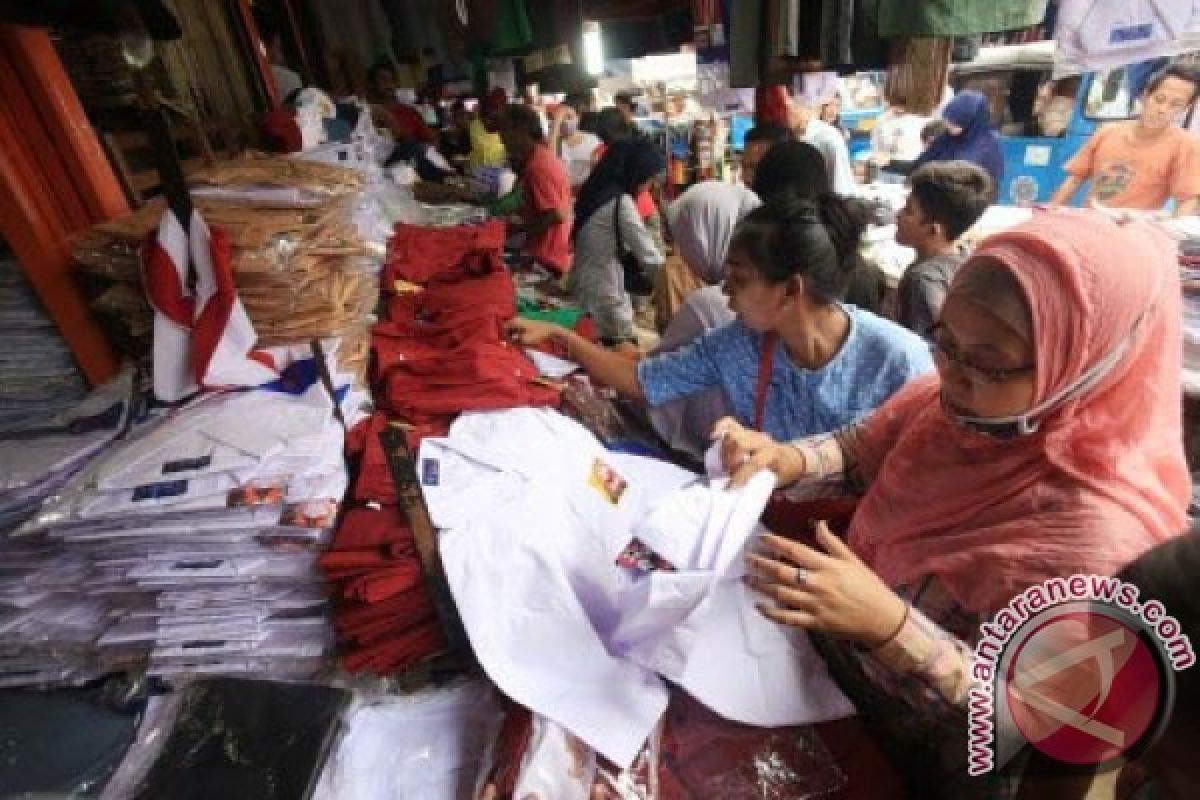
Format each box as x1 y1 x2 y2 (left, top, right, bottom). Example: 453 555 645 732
772 191 822 224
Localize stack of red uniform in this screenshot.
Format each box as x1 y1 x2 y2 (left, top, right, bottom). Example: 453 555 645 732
324 220 564 675
320 413 447 674
374 220 561 422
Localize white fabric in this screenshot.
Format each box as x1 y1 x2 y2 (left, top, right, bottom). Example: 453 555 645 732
524 348 579 378
803 118 858 195
312 681 501 800
871 110 932 163
559 131 602 189
422 408 855 768
423 410 663 766
144 211 278 403
1054 0 1200 76
514 717 597 800
611 444 855 727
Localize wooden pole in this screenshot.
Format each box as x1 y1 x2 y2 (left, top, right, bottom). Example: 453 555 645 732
0 26 121 386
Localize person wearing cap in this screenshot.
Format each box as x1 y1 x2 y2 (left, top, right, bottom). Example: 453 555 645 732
366 60 437 146
497 103 573 275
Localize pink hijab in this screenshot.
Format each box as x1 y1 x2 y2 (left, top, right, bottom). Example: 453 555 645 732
847 209 1188 614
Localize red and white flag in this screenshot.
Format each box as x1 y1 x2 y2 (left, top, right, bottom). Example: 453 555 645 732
141 210 279 402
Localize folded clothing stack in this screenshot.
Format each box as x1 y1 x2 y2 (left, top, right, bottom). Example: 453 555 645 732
317 220 566 676
0 253 90 430
71 154 383 385
0 370 137 687
321 412 447 676
7 363 364 684
374 220 560 424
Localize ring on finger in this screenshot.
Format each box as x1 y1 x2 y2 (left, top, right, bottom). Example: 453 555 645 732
792 567 810 586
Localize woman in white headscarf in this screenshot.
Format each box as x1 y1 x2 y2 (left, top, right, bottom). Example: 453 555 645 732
650 181 761 457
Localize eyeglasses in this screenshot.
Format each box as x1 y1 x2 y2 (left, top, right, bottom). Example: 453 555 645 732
928 323 1036 385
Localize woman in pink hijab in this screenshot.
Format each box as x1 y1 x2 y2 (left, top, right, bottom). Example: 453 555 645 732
718 208 1189 797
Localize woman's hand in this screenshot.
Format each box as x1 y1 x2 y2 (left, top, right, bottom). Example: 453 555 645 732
711 417 808 488
745 522 908 649
506 318 568 348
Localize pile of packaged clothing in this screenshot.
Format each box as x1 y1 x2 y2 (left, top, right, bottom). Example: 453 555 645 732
6 358 363 684
321 218 563 677
0 252 89 429
0 369 138 687
71 154 387 385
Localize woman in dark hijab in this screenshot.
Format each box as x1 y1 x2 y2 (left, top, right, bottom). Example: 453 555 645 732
569 139 667 344
912 90 1004 192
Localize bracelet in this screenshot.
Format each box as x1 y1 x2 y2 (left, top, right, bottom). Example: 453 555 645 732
867 600 911 652
787 442 818 479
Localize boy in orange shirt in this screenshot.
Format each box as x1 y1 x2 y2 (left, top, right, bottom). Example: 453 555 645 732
1052 63 1200 216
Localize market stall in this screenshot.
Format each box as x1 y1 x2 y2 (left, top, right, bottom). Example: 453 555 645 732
2 1 1198 798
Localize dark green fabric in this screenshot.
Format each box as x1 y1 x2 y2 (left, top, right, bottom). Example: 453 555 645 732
491 0 534 54
488 187 526 216
878 0 1048 38
517 297 585 328
728 0 765 88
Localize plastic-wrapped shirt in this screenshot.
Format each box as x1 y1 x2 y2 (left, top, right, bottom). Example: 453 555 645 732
637 306 934 443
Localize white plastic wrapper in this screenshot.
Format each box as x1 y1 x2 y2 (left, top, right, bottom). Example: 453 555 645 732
313 680 503 800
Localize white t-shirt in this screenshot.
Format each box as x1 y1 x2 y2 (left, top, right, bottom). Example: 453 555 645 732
871 109 932 163
804 117 858 194
559 131 601 189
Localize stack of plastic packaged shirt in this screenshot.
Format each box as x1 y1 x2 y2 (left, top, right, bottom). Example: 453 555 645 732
6 358 365 684
0 252 89 430
0 369 138 688
70 154 393 386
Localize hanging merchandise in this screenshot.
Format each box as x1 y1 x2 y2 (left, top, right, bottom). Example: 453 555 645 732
691 0 729 63
523 0 586 92
490 0 534 55
879 0 1049 38
886 37 954 116
820 0 891 74
728 0 764 87
1053 0 1200 77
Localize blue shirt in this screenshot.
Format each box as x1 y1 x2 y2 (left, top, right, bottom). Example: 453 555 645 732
637 306 934 443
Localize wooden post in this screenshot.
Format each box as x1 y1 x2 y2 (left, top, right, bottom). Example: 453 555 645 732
231 0 281 109
0 25 121 386
0 26 129 222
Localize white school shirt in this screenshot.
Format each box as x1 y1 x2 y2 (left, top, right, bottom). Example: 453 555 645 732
420 407 854 767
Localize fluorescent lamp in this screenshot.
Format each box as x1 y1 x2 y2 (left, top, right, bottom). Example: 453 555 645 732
583 21 604 76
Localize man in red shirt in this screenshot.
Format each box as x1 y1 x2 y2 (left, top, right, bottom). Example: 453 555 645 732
497 104 573 274
366 61 437 146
